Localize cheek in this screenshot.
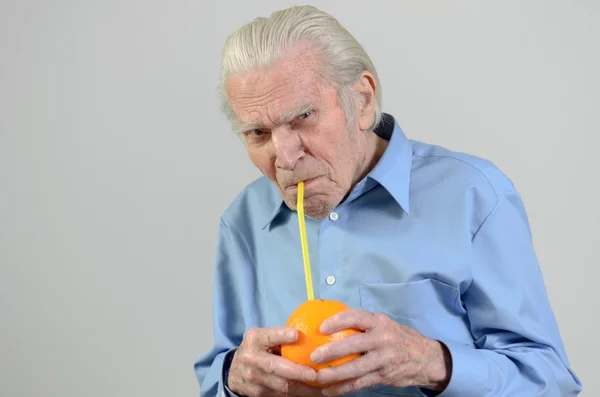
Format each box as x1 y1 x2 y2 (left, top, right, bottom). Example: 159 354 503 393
313 130 354 174
247 148 276 178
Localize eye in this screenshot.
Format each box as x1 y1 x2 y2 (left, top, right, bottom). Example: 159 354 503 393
243 129 269 143
243 128 267 137
298 112 311 120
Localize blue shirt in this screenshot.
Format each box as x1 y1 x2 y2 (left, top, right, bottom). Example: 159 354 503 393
194 114 582 396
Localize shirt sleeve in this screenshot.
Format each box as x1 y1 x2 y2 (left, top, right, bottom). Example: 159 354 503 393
194 217 256 397
437 190 582 396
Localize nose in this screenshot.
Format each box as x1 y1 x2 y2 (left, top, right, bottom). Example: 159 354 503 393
272 127 304 170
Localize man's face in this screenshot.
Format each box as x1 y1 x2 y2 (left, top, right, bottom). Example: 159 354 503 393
226 46 373 220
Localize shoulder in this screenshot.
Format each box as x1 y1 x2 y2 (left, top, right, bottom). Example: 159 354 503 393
410 140 517 199
220 175 282 231
408 140 522 229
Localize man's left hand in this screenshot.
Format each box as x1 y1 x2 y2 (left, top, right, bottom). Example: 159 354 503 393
309 309 452 396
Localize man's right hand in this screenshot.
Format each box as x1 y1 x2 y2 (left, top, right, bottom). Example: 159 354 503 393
226 326 321 397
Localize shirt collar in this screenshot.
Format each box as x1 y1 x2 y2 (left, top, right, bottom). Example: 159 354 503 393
365 113 412 214
261 113 412 229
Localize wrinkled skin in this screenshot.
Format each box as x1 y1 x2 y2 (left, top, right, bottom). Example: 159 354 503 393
226 43 386 220
309 309 451 396
226 326 322 397
225 44 451 397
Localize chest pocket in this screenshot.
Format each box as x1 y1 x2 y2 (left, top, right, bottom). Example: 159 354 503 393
359 278 464 321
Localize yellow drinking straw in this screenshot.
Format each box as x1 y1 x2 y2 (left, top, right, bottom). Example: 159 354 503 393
297 181 315 301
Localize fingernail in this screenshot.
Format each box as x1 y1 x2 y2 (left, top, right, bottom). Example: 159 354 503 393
316 371 328 385
286 329 296 340
310 350 322 363
303 369 316 382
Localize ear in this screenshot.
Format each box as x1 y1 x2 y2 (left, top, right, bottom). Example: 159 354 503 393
352 71 377 131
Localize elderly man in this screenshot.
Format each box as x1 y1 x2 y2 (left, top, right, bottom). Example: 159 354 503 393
194 5 581 397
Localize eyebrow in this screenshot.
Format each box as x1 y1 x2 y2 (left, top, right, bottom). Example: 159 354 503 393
232 101 315 135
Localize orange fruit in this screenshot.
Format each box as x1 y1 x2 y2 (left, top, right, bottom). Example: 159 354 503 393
280 299 361 387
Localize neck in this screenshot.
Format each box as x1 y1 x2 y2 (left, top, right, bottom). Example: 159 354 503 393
340 131 388 203
356 131 388 184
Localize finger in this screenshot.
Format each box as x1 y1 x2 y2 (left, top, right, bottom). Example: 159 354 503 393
257 353 317 384
320 309 380 334
310 332 372 364
321 371 382 397
315 352 381 386
255 369 294 396
247 326 298 348
229 372 287 397
288 381 328 397
252 369 321 397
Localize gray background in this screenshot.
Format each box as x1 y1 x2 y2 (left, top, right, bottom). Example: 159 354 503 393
1 0 598 396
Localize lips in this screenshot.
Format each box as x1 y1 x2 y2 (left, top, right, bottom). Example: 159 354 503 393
285 176 321 190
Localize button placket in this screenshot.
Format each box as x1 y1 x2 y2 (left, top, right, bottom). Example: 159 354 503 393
318 205 350 300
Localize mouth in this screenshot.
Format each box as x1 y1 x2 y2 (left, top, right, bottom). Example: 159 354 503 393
286 176 322 191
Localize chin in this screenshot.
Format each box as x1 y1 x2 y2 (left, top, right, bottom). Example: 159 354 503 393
303 198 334 220
282 188 335 215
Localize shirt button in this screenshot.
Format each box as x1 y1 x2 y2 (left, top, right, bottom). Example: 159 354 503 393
326 276 336 285
329 212 339 221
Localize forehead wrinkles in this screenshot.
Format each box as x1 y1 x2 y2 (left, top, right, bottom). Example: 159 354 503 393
229 53 323 125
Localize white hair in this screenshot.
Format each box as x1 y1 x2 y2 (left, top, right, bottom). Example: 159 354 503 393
218 5 383 134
